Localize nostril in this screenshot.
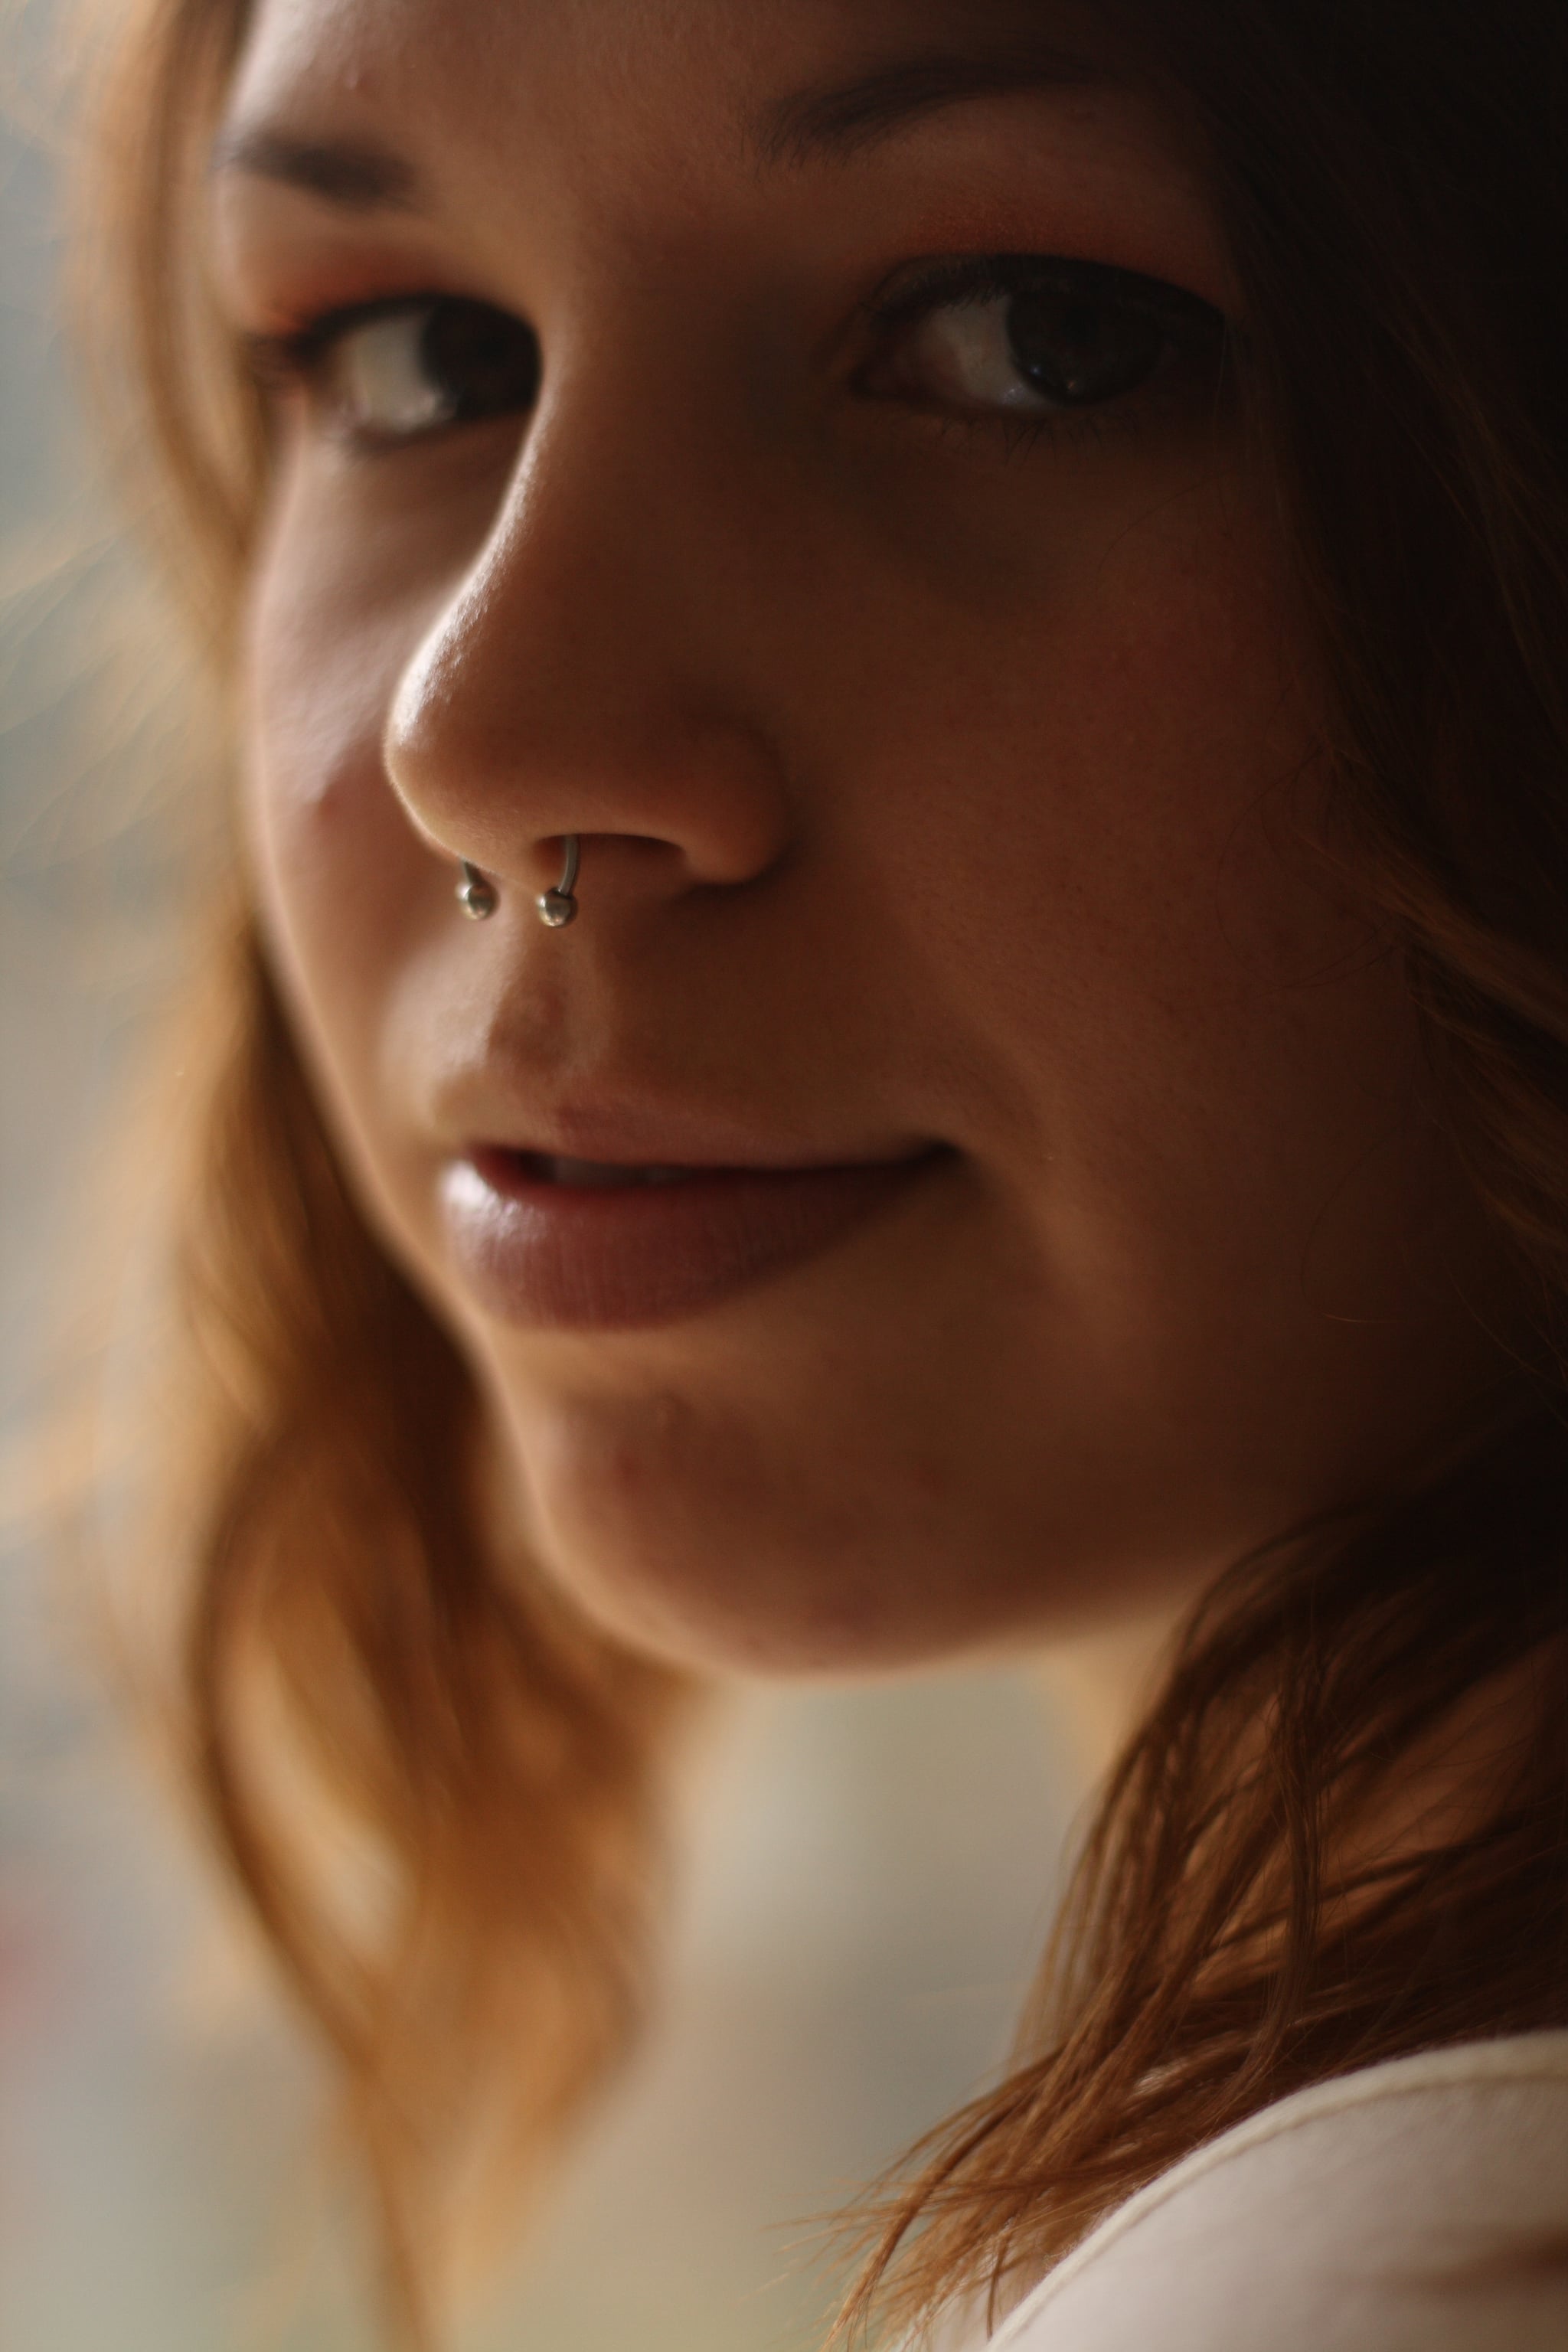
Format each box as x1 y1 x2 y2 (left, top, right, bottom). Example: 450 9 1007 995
384 544 794 899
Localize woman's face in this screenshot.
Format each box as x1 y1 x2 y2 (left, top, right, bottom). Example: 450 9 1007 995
213 0 1514 1674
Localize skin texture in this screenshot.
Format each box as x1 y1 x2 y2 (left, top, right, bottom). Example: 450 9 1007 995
211 0 1521 1685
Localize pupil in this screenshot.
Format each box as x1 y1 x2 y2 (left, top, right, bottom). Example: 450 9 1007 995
420 301 541 419
1004 287 1167 407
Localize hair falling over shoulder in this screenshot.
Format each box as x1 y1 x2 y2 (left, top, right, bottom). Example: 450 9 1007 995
77 0 1568 2343
172 918 694 2339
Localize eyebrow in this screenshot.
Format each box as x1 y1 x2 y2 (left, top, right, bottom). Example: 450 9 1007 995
754 42 1106 168
210 40 1110 215
208 126 424 211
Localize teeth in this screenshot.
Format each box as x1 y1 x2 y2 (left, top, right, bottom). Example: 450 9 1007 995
536 1155 696 1188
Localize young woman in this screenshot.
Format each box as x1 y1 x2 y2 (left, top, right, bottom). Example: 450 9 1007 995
83 0 1568 2344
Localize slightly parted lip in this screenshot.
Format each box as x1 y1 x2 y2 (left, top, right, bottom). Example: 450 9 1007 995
438 1141 946 1331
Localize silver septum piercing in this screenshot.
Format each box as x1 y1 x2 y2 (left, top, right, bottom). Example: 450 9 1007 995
456 837 580 926
456 860 498 920
536 834 580 929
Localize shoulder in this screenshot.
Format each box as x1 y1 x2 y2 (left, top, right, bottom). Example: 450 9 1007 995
988 2034 1568 2352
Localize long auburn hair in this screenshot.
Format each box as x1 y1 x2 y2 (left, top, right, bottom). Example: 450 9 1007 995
77 0 1568 2342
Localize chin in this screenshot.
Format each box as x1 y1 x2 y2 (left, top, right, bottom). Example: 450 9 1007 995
500 1423 1056 1681
531 1534 999 1678
479 1350 1227 1680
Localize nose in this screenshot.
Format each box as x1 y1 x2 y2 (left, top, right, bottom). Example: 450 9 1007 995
384 373 794 916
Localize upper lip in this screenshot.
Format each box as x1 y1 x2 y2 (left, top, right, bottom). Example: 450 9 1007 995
439 1096 936 1177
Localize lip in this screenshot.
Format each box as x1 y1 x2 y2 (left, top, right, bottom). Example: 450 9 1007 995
439 1143 943 1331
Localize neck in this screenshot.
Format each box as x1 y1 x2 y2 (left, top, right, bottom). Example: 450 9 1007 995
1034 1601 1191 1785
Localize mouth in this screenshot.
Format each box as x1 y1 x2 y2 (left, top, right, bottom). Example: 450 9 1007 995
513 1153 712 1189
438 1142 946 1331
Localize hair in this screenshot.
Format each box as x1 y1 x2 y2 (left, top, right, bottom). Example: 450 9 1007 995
74 0 1568 2343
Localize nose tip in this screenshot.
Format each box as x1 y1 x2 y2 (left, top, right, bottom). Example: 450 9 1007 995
381 441 795 916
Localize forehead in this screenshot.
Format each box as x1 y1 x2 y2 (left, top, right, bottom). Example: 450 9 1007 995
213 0 1223 315
223 0 1132 177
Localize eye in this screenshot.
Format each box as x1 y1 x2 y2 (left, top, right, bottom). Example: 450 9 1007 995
863 256 1226 423
261 295 541 444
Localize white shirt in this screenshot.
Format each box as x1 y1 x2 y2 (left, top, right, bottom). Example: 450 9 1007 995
950 2032 1568 2350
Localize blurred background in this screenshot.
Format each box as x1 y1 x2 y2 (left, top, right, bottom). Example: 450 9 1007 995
0 8 1080 2347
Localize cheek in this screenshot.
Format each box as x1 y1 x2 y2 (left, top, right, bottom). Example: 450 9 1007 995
811 467 1436 1349
243 430 511 867
831 461 1331 1074
241 471 445 1095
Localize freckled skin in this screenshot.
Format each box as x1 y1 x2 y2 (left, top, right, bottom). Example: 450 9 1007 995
218 0 1520 1677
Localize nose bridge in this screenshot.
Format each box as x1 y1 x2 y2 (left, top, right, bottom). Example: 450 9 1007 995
385 342 790 891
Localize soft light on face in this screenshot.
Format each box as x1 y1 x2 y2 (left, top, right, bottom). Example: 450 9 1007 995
212 0 1516 1677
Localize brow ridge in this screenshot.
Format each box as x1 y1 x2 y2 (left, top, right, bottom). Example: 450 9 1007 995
756 43 1106 169
213 42 1108 208
210 126 422 212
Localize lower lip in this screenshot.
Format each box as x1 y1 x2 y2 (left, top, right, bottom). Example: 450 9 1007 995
439 1146 939 1331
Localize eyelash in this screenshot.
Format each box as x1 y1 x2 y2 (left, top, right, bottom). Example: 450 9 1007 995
243 254 1229 458
247 308 362 386
246 296 462 411
859 252 1230 450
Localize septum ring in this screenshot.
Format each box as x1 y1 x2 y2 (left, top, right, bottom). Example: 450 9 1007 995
456 835 581 927
456 860 498 920
537 834 580 928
